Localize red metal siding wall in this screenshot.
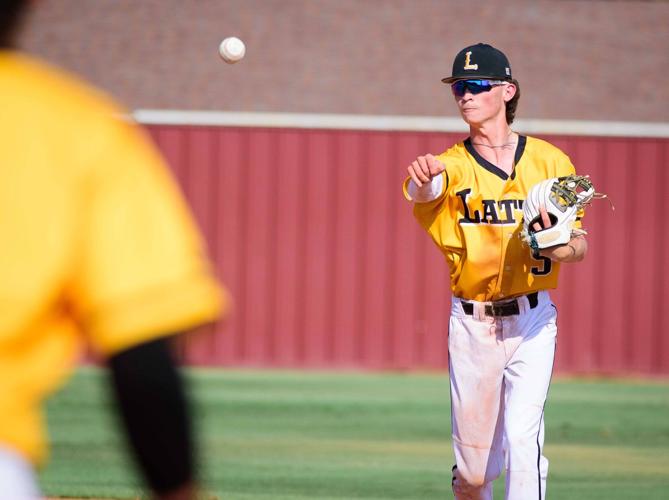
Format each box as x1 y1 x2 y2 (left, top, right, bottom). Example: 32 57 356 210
147 125 669 375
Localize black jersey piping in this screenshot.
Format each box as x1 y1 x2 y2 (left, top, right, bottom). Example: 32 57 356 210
464 135 527 181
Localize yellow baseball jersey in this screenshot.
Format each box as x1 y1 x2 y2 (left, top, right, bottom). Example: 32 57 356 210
404 136 581 302
0 52 228 464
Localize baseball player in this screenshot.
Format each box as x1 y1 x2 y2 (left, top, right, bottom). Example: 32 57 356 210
0 2 228 499
404 43 587 499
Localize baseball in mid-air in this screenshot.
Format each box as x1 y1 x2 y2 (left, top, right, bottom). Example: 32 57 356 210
219 37 245 63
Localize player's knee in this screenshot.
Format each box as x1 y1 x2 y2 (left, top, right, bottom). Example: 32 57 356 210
505 433 539 472
505 437 533 463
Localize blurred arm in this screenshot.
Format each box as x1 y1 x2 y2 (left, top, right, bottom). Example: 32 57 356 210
108 337 195 500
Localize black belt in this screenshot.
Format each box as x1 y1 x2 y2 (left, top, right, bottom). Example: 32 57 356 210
462 292 539 317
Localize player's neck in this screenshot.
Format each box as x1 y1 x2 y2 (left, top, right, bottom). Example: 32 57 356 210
469 122 518 175
469 121 516 149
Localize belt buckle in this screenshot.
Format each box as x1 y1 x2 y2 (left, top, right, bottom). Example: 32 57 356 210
490 298 518 317
489 303 504 316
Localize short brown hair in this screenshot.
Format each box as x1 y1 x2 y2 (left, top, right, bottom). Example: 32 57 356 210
505 79 520 125
0 0 29 48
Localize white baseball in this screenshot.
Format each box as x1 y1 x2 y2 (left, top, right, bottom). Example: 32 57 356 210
219 37 245 63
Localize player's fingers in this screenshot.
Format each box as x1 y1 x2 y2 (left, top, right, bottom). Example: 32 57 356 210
539 205 552 228
407 164 423 187
416 156 432 179
414 160 431 182
532 221 542 231
426 154 445 177
414 158 432 181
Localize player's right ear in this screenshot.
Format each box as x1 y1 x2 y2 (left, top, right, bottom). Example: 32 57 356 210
502 82 517 103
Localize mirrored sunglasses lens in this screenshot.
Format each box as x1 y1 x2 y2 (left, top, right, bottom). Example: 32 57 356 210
451 81 467 97
466 80 490 94
452 80 494 97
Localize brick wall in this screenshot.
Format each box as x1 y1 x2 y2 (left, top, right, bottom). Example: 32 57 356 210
18 0 669 122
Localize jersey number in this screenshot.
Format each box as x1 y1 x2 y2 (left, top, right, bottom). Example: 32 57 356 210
531 255 552 276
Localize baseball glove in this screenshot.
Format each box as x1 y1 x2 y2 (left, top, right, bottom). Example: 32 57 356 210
521 175 605 256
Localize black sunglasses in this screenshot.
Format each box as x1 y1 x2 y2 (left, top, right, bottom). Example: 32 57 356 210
451 79 507 98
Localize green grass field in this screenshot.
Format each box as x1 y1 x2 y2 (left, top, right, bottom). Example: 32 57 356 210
40 368 669 499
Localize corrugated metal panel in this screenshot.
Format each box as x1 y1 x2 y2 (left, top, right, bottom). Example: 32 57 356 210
147 125 669 375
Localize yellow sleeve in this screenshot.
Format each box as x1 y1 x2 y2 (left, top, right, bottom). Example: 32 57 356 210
70 118 228 356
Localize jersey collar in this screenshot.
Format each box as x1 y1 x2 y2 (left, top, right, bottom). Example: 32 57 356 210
464 135 527 180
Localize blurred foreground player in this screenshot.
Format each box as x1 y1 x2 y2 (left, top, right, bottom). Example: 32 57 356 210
0 1 228 499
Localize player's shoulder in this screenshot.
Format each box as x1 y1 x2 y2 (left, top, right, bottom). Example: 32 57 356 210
434 139 470 169
0 51 126 124
521 135 576 178
437 140 469 159
523 135 570 161
0 52 151 178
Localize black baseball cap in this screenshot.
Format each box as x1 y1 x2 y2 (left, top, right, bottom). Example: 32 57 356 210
442 43 512 84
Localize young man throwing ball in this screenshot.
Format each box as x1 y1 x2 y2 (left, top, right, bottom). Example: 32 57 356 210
403 43 587 499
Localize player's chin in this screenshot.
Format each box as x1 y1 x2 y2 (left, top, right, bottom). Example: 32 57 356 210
459 108 482 124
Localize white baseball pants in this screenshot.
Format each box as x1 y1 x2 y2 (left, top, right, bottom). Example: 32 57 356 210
0 447 42 500
448 291 557 500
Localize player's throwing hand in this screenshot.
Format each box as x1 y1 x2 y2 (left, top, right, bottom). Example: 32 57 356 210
407 154 445 187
